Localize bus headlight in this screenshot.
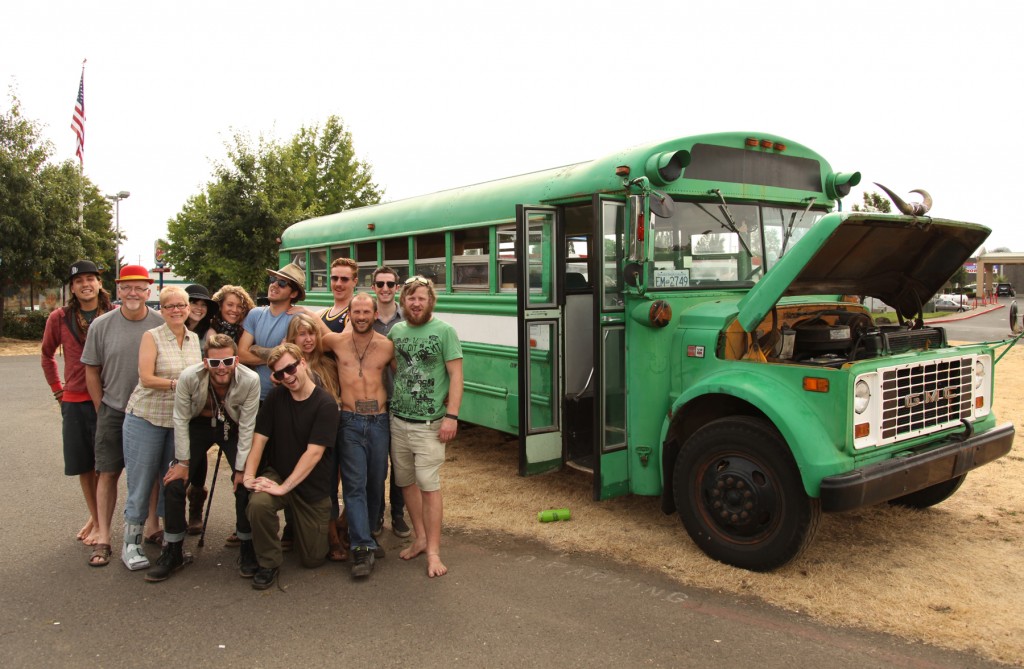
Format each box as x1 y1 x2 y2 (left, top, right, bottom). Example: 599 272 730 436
854 379 871 414
975 359 985 389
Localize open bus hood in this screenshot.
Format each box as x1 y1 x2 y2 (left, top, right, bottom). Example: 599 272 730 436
735 212 990 332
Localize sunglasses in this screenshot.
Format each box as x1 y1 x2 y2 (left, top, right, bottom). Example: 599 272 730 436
206 356 236 368
404 276 431 287
330 275 353 283
271 360 301 381
374 281 397 288
269 278 294 289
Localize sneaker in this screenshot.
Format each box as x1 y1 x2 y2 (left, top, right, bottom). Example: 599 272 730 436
252 566 278 590
392 515 412 538
238 540 259 578
351 546 375 578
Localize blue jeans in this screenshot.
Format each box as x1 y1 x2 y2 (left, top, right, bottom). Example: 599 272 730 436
122 413 173 525
339 412 390 549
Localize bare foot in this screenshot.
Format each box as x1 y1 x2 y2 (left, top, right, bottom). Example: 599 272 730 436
77 518 95 541
426 553 447 578
400 540 427 560
83 529 102 546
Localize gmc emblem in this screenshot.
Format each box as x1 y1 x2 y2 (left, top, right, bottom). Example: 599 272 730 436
904 387 958 408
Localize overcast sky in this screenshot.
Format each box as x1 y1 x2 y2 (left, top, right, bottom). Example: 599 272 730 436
5 0 1023 272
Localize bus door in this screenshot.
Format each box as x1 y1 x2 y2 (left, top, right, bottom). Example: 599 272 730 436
592 195 629 499
515 205 563 476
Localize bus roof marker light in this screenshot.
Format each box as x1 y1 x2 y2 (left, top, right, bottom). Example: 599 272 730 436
745 137 759 147
760 139 774 149
645 150 691 186
825 171 862 199
615 165 631 178
773 143 786 152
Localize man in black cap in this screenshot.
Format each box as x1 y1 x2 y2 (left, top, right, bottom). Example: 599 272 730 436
41 260 113 548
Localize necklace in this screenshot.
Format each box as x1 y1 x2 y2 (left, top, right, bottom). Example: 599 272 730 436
352 334 374 378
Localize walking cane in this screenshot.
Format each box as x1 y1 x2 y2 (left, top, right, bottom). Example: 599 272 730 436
198 447 224 548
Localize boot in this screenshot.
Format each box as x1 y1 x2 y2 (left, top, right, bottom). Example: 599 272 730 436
122 522 149 571
238 539 259 578
145 541 188 582
187 485 208 535
337 511 351 550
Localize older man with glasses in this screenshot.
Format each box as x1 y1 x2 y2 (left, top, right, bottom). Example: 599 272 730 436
81 264 164 567
146 334 261 582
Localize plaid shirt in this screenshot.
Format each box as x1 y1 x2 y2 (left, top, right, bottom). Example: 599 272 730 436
125 323 202 427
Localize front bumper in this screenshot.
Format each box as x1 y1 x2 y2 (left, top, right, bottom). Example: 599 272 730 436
819 422 1015 512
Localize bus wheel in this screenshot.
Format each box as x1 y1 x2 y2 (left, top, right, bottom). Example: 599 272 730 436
673 417 820 572
888 474 966 509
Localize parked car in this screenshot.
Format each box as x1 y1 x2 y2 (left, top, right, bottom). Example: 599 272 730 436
933 297 966 312
996 283 1015 297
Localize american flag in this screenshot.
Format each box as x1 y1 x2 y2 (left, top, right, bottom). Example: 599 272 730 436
71 71 85 165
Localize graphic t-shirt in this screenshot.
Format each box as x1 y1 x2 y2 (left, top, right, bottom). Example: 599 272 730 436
388 317 463 420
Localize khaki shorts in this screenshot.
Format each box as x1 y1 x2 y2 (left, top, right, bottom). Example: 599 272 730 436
389 415 445 492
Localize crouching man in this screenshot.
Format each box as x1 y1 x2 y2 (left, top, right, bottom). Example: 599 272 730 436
243 344 340 590
147 334 261 582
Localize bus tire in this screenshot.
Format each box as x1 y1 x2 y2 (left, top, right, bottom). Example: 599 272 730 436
673 416 820 572
887 474 966 509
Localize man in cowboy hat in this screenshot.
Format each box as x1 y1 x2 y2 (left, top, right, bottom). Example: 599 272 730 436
41 260 113 547
80 264 164 566
238 263 306 400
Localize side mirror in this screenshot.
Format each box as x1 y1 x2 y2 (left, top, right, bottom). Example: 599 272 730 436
650 190 674 218
623 262 643 288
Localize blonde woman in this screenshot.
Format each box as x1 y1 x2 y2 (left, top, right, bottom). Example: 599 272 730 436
208 285 255 344
120 286 203 571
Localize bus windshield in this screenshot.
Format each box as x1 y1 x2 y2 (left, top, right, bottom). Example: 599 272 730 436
651 201 824 289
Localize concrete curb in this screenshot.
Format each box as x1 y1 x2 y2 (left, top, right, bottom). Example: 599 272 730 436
925 303 1004 324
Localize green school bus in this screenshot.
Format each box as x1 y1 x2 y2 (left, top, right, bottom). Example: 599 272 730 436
280 132 1014 571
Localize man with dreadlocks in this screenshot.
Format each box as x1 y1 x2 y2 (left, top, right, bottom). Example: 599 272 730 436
41 260 113 547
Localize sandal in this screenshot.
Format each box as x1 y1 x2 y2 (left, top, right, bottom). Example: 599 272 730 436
144 530 164 546
328 544 348 562
88 543 111 567
224 532 241 547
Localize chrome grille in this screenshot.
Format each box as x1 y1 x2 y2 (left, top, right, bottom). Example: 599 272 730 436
880 357 973 442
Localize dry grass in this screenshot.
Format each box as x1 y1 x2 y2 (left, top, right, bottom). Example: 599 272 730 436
8 336 1023 664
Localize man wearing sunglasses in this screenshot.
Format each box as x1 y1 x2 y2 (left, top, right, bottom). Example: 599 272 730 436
243 344 340 590
388 276 463 578
238 263 305 400
145 334 261 582
320 257 358 333
370 266 409 539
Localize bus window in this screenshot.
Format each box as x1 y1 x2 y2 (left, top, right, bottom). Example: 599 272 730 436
758 205 823 271
497 225 516 291
356 241 377 289
453 228 490 291
309 249 328 292
565 235 591 292
601 201 625 309
652 202 761 288
383 237 410 282
415 233 446 290
331 245 351 261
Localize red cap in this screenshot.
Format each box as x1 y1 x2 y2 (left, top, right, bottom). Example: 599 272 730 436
116 264 154 283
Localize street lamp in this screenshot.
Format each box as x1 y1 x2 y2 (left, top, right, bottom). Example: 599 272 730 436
105 190 130 276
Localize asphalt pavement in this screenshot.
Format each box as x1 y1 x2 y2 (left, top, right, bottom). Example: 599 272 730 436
0 354 1010 668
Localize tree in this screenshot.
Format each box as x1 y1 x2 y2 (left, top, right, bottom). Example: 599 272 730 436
0 93 116 334
851 191 892 213
164 116 383 296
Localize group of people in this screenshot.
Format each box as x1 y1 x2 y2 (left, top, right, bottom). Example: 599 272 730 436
41 256 463 589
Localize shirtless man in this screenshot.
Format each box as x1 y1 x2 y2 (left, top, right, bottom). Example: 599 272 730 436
320 257 358 333
323 293 394 578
